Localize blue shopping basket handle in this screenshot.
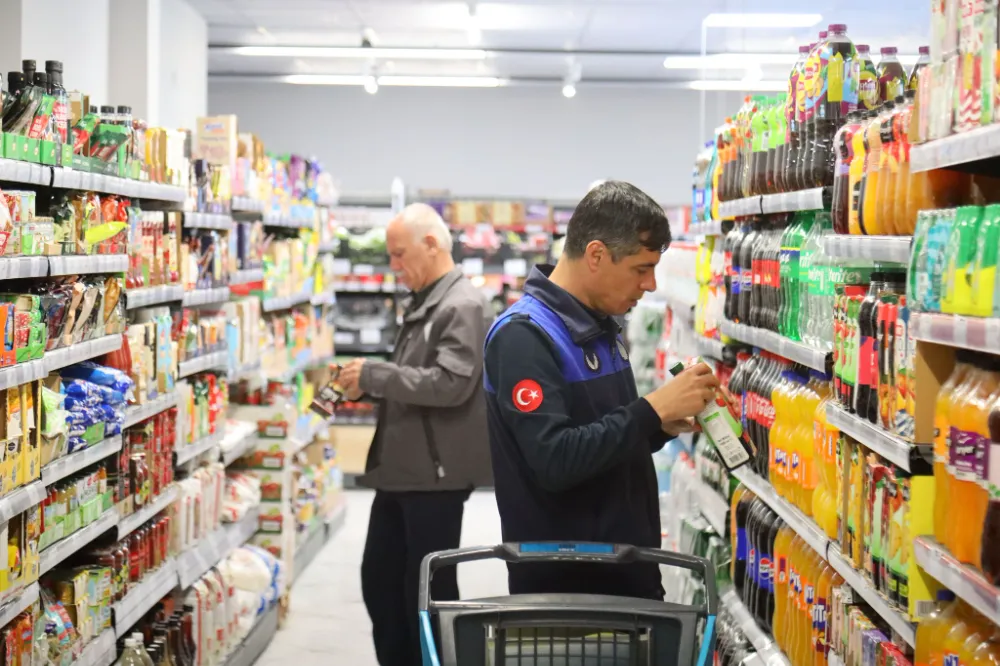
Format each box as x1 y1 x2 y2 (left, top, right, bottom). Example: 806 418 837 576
418 542 718 615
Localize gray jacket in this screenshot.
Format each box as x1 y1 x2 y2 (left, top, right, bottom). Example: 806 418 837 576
356 267 494 491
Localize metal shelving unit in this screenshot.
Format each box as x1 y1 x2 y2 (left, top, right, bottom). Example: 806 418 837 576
719 320 830 374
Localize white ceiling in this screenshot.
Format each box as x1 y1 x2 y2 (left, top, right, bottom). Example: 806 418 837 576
192 0 930 85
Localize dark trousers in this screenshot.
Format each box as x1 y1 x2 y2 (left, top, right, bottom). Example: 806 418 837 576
361 490 470 666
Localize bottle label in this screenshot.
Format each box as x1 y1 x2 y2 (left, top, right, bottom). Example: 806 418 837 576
700 406 751 469
777 555 787 583
814 596 828 653
857 334 875 389
950 428 987 481
758 555 772 592
736 527 748 561
988 442 1000 498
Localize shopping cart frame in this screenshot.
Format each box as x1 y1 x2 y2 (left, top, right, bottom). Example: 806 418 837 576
418 542 718 666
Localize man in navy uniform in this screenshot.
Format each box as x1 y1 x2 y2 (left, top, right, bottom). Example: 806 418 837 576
484 180 719 600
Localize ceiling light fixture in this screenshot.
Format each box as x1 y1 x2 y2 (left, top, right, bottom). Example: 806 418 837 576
562 83 577 98
230 46 488 60
688 79 788 91
283 74 503 88
702 13 823 28
562 59 582 98
364 75 379 94
467 2 482 44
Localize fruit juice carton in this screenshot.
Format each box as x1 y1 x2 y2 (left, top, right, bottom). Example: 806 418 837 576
841 435 866 566
862 629 888 666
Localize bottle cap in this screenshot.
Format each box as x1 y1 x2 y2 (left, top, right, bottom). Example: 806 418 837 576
895 95 905 104
818 31 828 39
828 23 847 33
132 632 144 644
21 59 35 72
799 44 811 54
919 45 930 55
668 362 685 376
44 60 62 73
937 589 956 601
32 72 47 86
7 72 23 88
880 46 898 55
100 105 115 113
856 44 870 53
89 105 98 114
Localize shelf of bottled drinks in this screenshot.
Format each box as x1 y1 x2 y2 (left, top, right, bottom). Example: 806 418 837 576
671 10 1000 666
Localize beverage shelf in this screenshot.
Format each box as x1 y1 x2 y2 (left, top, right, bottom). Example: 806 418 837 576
39 509 119 576
719 320 830 374
231 196 265 213
719 197 763 219
117 485 178 539
720 587 790 666
0 257 49 280
222 603 279 666
912 537 1000 627
123 391 179 429
76 629 117 666
731 467 830 558
692 479 729 537
175 429 225 466
42 435 123 486
181 286 231 308
0 583 39 633
696 337 726 362
126 284 184 309
178 350 228 378
690 220 723 236
112 559 179 639
230 268 264 286
220 421 259 466
821 235 912 264
909 125 1000 173
826 548 916 646
183 212 233 231
760 187 828 215
263 212 312 230
0 481 46 522
910 312 1000 354
48 254 129 277
45 334 123 373
824 403 914 472
176 506 260 589
0 358 47 392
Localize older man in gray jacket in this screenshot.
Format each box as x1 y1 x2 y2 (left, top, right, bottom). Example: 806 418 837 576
338 202 493 666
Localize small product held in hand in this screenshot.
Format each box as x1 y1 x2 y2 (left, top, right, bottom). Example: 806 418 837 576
309 364 345 418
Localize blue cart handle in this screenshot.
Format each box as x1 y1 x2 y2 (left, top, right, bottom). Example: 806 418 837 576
418 542 718 615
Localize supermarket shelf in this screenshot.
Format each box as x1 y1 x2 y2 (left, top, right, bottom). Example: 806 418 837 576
293 520 329 582
261 291 313 312
39 508 119 575
690 220 723 236
220 423 258 466
231 196 264 213
126 284 184 309
731 467 829 558
909 124 1000 173
176 506 260 589
825 403 913 471
112 559 179 639
913 537 1000 626
51 169 186 202
178 351 228 378
827 548 916 646
123 391 179 429
290 416 333 454
42 435 123 486
719 320 830 374
318 241 338 253
0 256 48 280
45 335 123 374
181 286 231 307
0 481 46 522
263 212 313 230
175 429 225 466
0 359 47 392
223 603 279 666
335 282 395 294
695 336 726 362
719 197 763 219
0 159 52 186
311 291 336 307
910 312 1000 354
228 361 262 384
183 212 233 231
720 587 789 666
760 187 827 214
118 485 179 539
48 253 128 277
821 235 912 264
326 500 347 534
76 629 117 666
229 268 264 286
0 583 39 632
692 479 729 537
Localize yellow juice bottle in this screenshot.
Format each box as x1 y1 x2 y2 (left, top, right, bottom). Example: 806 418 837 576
773 524 794 646
784 535 805 655
934 357 972 545
860 105 889 235
796 375 822 515
771 376 791 498
813 562 835 666
941 603 989 666
919 594 957 666
848 113 871 235
876 104 902 235
799 549 823 666
970 636 1000 666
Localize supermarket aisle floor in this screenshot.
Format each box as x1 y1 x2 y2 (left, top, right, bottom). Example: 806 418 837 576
258 489 507 665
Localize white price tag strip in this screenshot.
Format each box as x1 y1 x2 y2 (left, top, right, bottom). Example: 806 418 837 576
353 264 374 276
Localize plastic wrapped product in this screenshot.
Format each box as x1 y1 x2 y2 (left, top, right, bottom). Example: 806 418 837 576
60 361 134 396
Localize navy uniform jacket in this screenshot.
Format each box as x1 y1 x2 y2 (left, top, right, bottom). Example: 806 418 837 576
484 265 670 599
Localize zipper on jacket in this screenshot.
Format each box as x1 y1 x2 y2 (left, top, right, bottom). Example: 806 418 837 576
421 410 446 480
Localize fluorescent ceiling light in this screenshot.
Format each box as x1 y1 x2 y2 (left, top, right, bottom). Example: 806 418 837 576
283 74 503 88
562 83 577 98
703 13 823 28
364 75 379 94
231 46 488 60
688 79 788 91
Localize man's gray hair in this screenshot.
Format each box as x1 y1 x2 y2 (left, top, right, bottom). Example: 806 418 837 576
397 203 454 253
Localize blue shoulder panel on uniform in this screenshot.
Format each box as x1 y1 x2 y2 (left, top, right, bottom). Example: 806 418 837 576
484 294 626 392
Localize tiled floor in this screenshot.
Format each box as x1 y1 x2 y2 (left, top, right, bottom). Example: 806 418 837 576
257 489 507 665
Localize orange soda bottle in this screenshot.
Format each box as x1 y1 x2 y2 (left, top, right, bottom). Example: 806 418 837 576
934 355 972 545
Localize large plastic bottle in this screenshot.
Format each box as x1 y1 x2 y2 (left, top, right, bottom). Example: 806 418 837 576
915 591 958 666
848 110 874 235
972 204 1000 318
832 112 863 234
815 24 859 188
860 102 895 235
784 47 810 192
772 523 794 645
876 47 907 104
933 355 973 544
856 45 880 111
983 390 1000 583
876 97 905 235
798 33 828 190
893 91 917 235
909 46 931 91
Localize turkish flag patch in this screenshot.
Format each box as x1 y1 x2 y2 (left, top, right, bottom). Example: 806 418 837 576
512 379 544 413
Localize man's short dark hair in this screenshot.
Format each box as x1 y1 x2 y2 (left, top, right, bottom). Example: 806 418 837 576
563 181 670 261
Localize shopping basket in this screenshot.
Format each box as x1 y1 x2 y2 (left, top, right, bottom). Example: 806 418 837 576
418 542 718 666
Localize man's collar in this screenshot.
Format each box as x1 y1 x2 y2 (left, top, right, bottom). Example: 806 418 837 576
523 264 619 344
402 267 463 322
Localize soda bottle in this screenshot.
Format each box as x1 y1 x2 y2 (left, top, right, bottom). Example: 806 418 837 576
848 110 874 234
876 47 907 104
796 372 824 514
970 636 1000 666
798 33 827 190
868 273 906 425
940 603 991 666
750 97 768 196
815 24 859 188
893 91 917 235
909 46 930 91
670 362 755 470
876 97 905 235
854 273 883 417
772 522 794 641
770 95 788 193
785 45 811 192
738 219 759 324
800 213 833 349
755 506 778 629
914 591 958 666
856 45 879 111
734 488 754 597
831 112 863 234
744 499 762 610
860 101 895 235
942 206 985 315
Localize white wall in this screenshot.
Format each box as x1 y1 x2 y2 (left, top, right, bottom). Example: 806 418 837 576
158 0 207 130
208 82 740 205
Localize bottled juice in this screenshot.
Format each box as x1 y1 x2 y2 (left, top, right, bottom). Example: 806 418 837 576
908 46 931 91
875 99 902 235
856 45 879 111
785 45 811 192
783 534 805 654
915 591 957 666
876 47 907 104
893 91 916 235
971 637 1000 666
772 523 795 641
943 206 985 316
860 102 895 235
832 112 862 234
813 562 836 666
940 603 991 666
971 204 1000 318
798 548 824 666
813 392 840 539
795 374 822 515
847 110 872 235
730 484 749 582
934 355 973 544
983 391 1000 584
